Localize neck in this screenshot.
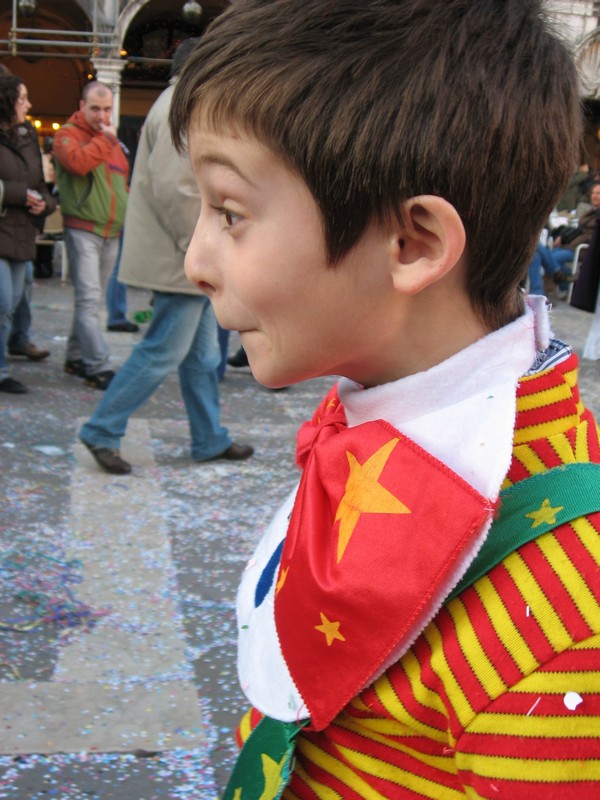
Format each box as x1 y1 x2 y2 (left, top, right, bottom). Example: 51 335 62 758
357 276 490 388
398 294 489 378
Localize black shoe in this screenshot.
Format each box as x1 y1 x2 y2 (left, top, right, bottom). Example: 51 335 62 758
200 442 254 462
107 321 140 333
64 359 86 377
0 377 27 394
227 347 249 368
9 342 50 361
80 438 132 475
84 370 115 390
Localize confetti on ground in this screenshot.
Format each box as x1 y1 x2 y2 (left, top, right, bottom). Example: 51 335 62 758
6 281 599 796
0 547 105 635
1 283 334 797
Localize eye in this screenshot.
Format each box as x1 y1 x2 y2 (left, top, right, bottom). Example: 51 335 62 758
215 206 243 227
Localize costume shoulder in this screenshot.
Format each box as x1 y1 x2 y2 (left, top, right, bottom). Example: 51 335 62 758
289 349 600 798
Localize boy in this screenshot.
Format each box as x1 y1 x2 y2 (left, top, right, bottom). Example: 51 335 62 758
170 1 600 797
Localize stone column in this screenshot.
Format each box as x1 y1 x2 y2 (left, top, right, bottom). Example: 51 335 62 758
91 57 127 127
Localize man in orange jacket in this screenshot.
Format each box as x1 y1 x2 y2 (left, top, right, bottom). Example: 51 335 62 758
54 82 129 390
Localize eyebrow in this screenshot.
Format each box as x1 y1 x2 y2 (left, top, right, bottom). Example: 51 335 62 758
193 153 257 188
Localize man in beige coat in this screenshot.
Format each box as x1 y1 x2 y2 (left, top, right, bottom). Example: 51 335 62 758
78 39 253 474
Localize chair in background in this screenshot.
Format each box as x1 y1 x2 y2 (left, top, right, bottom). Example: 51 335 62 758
566 242 589 302
35 206 68 281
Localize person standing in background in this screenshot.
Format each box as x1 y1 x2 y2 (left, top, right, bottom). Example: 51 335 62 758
54 81 128 390
10 134 56 356
0 74 56 393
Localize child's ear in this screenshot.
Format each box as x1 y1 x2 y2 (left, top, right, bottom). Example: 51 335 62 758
389 196 466 294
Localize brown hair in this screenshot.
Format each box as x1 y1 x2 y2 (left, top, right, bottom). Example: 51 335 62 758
81 81 113 101
170 0 582 329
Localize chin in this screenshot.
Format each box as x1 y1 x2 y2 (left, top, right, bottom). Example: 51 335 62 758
246 358 291 390
249 365 289 390
261 377 293 390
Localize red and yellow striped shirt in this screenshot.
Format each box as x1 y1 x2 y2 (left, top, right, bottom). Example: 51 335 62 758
252 353 600 799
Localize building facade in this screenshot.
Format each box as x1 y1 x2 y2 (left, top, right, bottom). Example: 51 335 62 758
0 0 228 140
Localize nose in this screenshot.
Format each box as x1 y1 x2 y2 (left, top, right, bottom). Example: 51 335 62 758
185 213 215 293
185 216 204 277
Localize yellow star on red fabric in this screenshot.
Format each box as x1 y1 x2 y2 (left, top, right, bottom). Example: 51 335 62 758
334 438 411 562
525 497 564 529
317 398 338 424
275 566 288 595
315 612 346 646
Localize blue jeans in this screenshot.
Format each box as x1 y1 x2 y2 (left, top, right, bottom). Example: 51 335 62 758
105 235 128 326
536 244 573 291
548 247 575 274
79 292 231 461
64 228 119 375
8 260 33 351
217 325 230 381
528 248 544 295
0 258 27 379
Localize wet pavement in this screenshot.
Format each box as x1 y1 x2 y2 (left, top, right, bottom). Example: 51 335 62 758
1 274 600 799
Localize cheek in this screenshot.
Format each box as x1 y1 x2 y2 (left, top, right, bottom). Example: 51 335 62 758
241 273 301 332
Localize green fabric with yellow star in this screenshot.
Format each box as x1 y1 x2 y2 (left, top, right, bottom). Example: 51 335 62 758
225 461 600 800
222 716 307 800
449 462 600 600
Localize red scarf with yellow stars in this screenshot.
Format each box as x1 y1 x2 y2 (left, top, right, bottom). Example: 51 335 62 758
273 388 495 731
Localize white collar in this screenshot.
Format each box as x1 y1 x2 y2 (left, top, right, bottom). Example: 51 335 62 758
236 296 551 723
338 297 549 497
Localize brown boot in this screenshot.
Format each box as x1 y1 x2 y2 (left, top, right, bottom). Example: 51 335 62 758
80 438 132 475
9 342 50 361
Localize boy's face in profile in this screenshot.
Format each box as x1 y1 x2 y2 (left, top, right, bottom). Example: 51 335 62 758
185 124 402 389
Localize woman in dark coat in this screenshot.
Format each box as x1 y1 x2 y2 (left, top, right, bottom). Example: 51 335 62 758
0 75 56 393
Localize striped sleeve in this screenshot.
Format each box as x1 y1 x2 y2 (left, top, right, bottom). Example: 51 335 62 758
455 635 600 798
452 516 600 797
284 516 600 799
281 355 600 799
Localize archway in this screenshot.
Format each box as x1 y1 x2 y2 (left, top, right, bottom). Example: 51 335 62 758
116 0 228 162
0 0 95 134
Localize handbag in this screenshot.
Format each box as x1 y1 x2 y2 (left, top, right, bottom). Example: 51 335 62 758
557 224 582 245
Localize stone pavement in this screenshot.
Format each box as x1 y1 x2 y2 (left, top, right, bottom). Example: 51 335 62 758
1 275 600 799
0 275 333 799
